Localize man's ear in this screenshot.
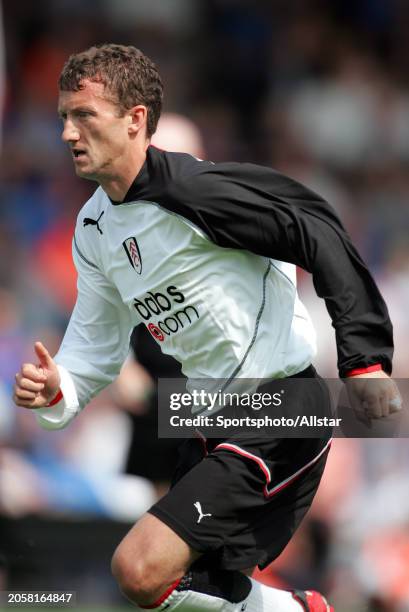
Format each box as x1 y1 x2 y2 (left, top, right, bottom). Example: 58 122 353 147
128 105 148 135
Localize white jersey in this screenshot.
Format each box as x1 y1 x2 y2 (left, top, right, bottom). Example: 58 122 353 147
34 147 392 429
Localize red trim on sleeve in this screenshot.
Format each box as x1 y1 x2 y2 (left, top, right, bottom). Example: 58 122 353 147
140 577 181 609
47 389 63 407
345 364 382 377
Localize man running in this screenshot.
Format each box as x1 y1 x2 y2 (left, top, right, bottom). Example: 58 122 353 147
14 44 401 612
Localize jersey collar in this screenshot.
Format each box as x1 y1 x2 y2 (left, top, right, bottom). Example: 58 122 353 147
109 145 159 205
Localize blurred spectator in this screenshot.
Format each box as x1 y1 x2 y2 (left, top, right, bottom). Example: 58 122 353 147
0 385 156 520
101 0 200 35
151 112 205 157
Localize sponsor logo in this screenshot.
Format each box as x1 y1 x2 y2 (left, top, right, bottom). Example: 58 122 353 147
147 323 165 342
133 285 199 341
123 237 142 274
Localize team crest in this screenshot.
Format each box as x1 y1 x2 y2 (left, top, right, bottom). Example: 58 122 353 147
123 237 142 274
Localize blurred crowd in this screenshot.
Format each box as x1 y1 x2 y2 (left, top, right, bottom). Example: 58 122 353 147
1 1 409 610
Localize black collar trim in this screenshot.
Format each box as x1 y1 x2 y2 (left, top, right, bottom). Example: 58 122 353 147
109 146 157 205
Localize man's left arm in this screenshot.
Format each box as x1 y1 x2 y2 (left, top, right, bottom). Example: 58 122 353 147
170 161 401 417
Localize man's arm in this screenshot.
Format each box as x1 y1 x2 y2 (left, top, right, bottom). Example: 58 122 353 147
167 161 393 378
164 158 401 418
13 232 133 429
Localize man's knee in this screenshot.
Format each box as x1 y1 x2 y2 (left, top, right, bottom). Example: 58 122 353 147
112 554 253 610
110 513 199 605
111 544 163 604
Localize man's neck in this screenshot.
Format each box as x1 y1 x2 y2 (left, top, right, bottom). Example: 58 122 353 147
100 143 149 202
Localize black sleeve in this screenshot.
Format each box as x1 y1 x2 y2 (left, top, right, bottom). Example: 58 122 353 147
166 161 393 377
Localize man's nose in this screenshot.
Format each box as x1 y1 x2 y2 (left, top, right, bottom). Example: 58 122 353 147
61 119 80 143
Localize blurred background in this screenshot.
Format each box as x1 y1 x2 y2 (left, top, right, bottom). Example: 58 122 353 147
1 1 409 610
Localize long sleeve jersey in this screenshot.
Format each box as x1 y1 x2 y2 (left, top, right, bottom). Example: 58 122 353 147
35 145 393 429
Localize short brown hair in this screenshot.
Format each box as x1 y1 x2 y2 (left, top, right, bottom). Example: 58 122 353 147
59 44 163 137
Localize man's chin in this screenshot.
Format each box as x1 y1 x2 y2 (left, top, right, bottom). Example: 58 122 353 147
74 166 95 180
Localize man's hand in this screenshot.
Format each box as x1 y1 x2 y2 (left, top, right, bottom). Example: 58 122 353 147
345 370 402 423
13 342 61 409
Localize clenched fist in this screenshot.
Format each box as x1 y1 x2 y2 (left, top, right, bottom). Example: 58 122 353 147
13 342 61 409
345 370 402 422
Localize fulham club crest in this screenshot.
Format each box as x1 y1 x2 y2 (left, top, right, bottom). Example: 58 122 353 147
123 237 142 274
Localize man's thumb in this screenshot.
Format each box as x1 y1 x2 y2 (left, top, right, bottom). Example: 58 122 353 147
34 341 54 369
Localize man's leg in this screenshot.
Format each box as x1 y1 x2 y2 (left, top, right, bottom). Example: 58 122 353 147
111 512 199 605
111 512 253 610
111 513 332 611
111 389 334 611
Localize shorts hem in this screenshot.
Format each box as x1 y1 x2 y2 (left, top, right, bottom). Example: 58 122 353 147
148 506 214 554
149 507 275 571
218 554 268 571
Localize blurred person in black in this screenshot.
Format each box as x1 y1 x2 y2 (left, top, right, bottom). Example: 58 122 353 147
120 325 184 498
13 44 401 612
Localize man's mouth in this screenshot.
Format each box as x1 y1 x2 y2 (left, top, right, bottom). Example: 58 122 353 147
72 149 87 160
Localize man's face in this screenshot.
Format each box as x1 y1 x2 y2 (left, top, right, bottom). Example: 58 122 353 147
58 79 131 181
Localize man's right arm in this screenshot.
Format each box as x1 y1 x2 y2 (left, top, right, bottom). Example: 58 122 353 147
14 231 133 430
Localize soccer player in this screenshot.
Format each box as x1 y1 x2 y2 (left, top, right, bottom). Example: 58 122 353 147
14 45 401 611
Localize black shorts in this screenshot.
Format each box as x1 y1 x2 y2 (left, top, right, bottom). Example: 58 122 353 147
149 366 331 570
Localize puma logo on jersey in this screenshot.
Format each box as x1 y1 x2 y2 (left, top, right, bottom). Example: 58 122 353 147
83 211 104 235
194 501 212 523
